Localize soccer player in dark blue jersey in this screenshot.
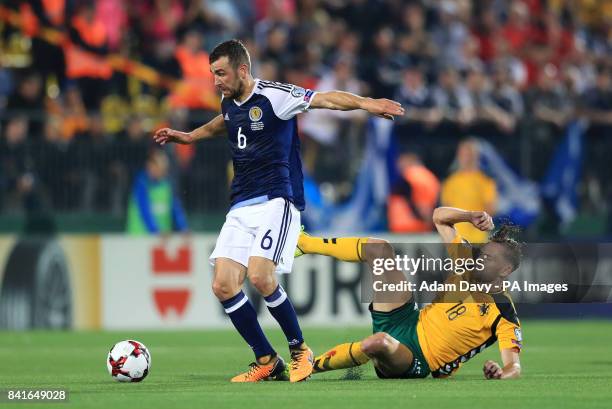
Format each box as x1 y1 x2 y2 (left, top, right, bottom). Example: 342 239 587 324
154 39 404 382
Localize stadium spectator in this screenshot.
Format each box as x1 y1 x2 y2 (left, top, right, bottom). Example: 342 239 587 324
21 0 68 87
432 68 475 128
0 117 34 212
5 72 45 137
301 56 365 178
388 153 440 233
46 86 89 141
472 6 501 63
361 26 407 99
394 65 440 155
0 64 12 110
465 63 517 135
119 116 151 182
441 139 497 243
526 64 574 130
36 116 76 210
522 63 575 178
490 63 525 122
169 30 216 110
431 0 471 71
65 2 112 110
96 0 128 52
143 0 185 45
396 65 439 128
126 149 188 235
581 65 612 129
396 2 436 67
260 24 292 68
581 64 612 200
501 0 533 55
254 0 295 49
78 114 121 212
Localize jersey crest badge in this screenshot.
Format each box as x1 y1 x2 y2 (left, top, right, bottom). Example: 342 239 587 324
514 327 522 342
479 303 490 316
249 106 263 122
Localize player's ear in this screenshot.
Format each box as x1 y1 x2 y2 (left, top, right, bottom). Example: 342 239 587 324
238 64 248 80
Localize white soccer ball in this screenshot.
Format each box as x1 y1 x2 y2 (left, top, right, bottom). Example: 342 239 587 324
107 340 151 382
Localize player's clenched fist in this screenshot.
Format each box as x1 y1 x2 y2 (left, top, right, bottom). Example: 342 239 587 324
483 360 503 379
153 128 193 145
470 211 494 232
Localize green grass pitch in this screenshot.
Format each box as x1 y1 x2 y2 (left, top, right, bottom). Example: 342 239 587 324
0 320 611 409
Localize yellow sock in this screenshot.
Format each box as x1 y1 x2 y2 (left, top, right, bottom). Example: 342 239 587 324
297 235 368 262
313 342 370 373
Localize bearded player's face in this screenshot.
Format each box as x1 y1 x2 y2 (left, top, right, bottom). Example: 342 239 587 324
211 56 246 100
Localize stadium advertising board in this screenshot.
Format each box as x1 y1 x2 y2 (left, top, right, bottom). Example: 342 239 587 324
1 235 610 330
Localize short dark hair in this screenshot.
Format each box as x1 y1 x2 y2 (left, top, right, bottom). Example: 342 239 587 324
489 224 523 271
209 39 251 71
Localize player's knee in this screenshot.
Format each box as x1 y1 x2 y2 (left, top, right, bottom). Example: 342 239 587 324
361 332 393 357
248 270 276 295
211 279 237 301
364 239 395 263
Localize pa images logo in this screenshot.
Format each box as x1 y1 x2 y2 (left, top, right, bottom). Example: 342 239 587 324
249 106 263 122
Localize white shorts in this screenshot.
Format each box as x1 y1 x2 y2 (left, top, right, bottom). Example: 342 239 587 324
209 197 301 274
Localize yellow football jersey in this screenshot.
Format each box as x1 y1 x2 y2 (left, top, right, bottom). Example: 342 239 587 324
416 235 522 377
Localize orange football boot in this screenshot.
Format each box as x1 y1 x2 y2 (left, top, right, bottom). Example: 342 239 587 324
289 345 314 382
231 356 287 383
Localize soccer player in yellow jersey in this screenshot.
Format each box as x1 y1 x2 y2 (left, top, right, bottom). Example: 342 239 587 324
295 206 522 379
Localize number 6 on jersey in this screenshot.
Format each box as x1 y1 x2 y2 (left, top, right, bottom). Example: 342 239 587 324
237 126 247 149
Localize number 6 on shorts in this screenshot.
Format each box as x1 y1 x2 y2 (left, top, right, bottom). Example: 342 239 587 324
261 229 273 250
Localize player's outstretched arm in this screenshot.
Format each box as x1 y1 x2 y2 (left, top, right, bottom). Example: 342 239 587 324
309 91 404 120
153 114 226 145
483 349 521 380
432 207 494 243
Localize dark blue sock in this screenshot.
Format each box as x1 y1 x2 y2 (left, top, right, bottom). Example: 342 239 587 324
264 285 304 348
221 291 275 359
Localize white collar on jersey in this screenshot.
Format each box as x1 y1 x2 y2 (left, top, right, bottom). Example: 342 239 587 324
233 78 260 106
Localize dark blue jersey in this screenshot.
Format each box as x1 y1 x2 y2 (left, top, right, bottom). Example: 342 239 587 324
221 79 316 211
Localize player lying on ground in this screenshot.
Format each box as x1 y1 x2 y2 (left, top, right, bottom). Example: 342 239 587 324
295 207 522 379
153 39 404 382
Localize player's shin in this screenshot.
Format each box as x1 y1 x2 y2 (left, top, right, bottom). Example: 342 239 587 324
313 342 369 373
264 285 304 349
264 284 314 382
221 291 276 361
297 234 367 262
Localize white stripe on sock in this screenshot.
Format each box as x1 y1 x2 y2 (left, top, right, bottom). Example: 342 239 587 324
224 295 249 314
265 291 287 308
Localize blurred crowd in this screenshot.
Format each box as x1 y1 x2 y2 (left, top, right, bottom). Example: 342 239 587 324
0 0 611 234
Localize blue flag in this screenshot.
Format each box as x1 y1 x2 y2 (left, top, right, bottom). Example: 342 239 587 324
540 120 586 226
302 118 396 233
479 139 540 227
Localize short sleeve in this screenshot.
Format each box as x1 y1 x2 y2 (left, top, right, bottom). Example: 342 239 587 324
258 81 317 120
496 317 522 352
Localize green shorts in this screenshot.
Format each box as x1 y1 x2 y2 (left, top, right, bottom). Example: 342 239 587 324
369 301 431 378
